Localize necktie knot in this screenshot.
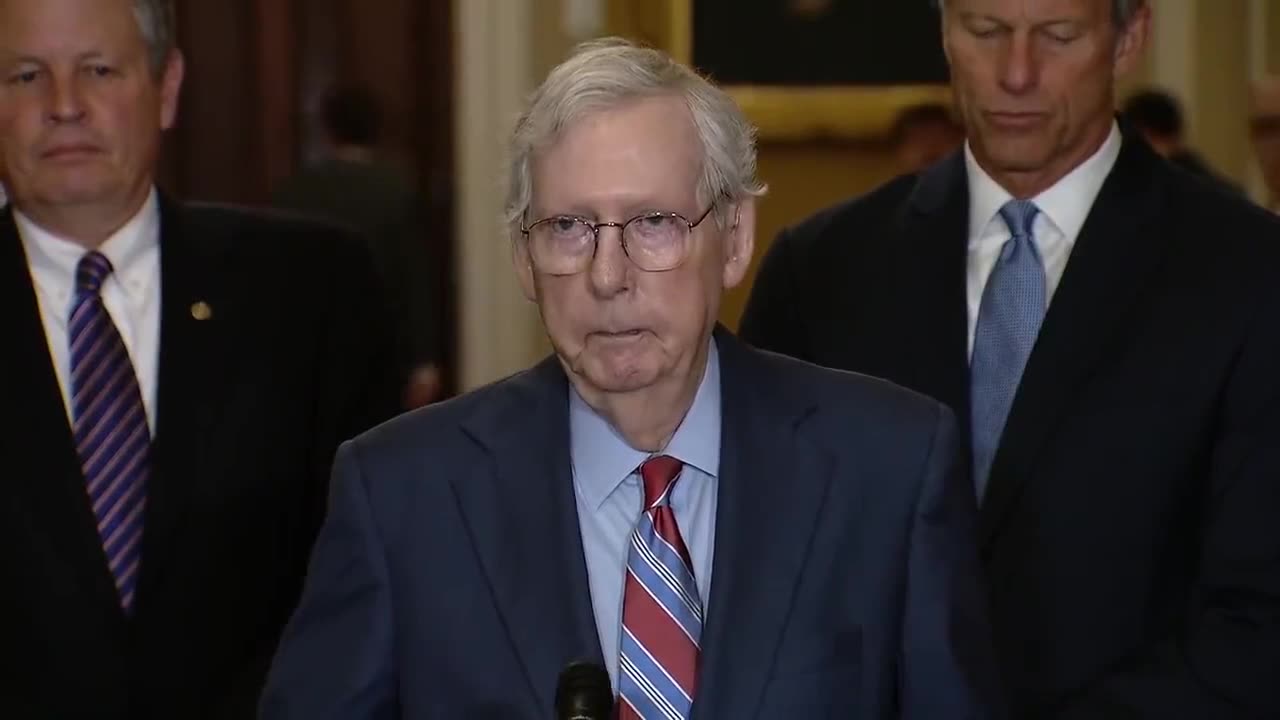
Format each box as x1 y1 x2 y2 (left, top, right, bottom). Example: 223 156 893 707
998 199 1039 239
639 454 683 509
76 251 114 296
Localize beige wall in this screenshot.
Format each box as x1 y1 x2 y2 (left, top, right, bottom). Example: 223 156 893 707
1140 1 1276 198
454 0 544 391
1189 2 1252 186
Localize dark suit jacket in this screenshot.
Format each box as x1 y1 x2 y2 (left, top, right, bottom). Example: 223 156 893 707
259 330 1004 718
739 133 1280 718
0 196 403 719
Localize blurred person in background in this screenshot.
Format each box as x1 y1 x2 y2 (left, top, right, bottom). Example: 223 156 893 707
1122 87 1238 190
273 86 444 408
743 0 1280 716
0 0 402 717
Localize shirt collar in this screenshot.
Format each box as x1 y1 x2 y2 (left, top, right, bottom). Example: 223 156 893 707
570 338 722 510
16 188 161 302
965 121 1122 242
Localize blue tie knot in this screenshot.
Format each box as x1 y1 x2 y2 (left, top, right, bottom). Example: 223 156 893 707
76 251 114 296
998 199 1039 239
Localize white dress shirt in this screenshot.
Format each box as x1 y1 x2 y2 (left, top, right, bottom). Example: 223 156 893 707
16 189 162 432
964 122 1122 356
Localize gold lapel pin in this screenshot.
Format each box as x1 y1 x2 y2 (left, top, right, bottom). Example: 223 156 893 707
191 301 213 321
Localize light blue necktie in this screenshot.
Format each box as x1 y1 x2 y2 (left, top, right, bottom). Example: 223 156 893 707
970 200 1045 501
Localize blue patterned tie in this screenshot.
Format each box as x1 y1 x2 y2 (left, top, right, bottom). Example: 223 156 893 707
970 200 1045 501
618 455 701 719
69 251 150 613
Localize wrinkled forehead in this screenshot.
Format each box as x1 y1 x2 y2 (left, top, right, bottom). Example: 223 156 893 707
530 96 704 214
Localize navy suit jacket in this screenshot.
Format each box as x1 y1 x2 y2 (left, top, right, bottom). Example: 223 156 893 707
260 330 1003 718
740 130 1280 718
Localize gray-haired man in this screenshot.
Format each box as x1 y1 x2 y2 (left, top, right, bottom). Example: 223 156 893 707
0 0 402 717
261 37 1004 719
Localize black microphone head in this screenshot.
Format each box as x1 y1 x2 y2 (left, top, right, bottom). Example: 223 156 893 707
554 660 614 720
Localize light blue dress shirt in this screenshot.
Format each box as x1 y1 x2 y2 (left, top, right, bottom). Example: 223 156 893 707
570 340 721 688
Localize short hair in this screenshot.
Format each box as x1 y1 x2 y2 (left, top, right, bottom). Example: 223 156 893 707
888 102 961 147
1122 89 1184 138
321 86 383 146
132 0 177 77
935 0 1145 27
504 37 766 232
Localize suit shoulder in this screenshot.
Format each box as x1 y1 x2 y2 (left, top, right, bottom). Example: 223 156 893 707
178 202 365 254
1157 166 1280 283
343 365 548 475
778 172 919 251
173 201 380 287
752 345 948 435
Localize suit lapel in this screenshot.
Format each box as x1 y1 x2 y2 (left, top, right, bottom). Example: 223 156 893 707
1 210 125 613
894 154 973 436
136 195 237 605
692 330 835 720
454 358 603 712
978 137 1171 548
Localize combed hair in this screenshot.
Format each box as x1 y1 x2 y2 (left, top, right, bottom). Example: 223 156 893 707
504 37 766 233
132 0 178 76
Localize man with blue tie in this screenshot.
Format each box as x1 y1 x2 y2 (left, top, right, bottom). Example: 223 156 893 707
261 37 1003 718
0 0 401 717
741 0 1280 717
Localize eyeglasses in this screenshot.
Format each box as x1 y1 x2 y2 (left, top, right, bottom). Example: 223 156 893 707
519 204 716 275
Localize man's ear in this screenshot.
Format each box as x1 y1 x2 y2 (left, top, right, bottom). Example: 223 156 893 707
159 50 185 131
721 198 756 289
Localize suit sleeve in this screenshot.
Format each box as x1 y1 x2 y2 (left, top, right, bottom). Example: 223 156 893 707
738 225 807 359
259 441 399 720
901 405 1007 719
1055 284 1280 719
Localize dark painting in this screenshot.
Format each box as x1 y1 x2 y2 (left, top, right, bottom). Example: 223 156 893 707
692 0 949 87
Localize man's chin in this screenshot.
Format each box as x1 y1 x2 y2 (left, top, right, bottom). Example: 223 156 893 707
32 183 117 209
573 360 661 396
980 147 1057 176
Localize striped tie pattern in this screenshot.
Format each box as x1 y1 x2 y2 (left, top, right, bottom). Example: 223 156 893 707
69 251 150 613
618 455 701 719
970 199 1046 500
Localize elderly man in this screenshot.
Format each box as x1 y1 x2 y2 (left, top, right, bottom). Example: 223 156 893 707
0 0 401 718
743 0 1280 717
261 38 1002 718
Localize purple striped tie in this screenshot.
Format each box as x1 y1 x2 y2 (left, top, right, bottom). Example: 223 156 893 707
69 251 150 613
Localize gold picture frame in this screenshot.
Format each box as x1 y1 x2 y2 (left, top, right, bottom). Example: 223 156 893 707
606 0 953 142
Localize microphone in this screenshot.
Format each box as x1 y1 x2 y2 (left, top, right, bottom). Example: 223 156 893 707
554 660 614 720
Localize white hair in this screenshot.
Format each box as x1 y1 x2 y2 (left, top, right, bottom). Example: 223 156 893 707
132 0 177 76
504 37 766 233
